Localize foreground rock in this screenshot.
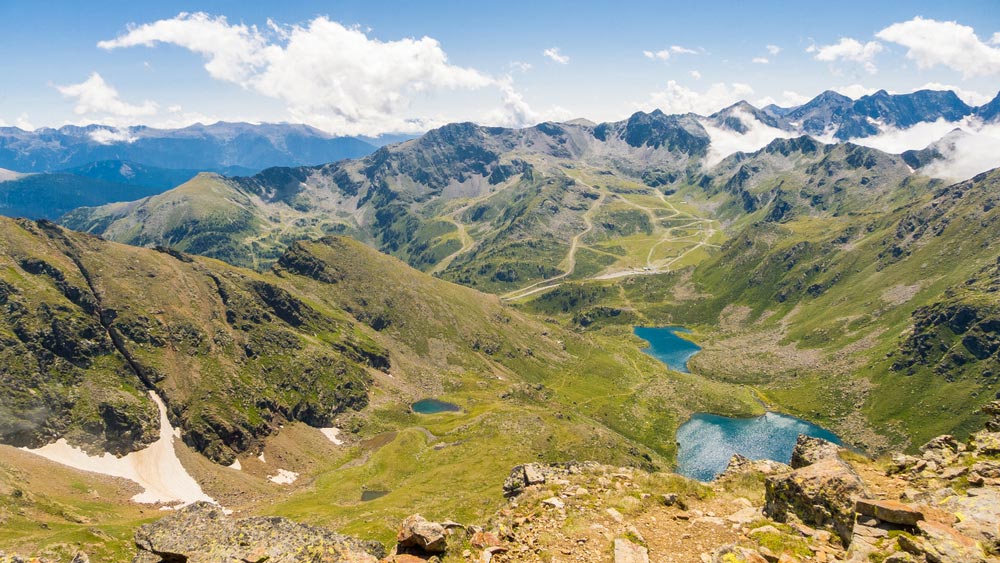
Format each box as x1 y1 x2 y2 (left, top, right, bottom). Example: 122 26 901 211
395 514 448 554
133 502 385 563
764 456 867 545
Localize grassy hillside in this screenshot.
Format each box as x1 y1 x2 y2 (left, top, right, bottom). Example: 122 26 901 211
0 217 761 555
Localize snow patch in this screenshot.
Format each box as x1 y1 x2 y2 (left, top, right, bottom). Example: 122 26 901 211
258 452 266 463
320 427 344 445
229 458 242 471
23 391 217 508
267 469 299 484
0 168 28 182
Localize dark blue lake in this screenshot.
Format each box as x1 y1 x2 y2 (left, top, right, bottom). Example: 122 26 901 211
411 399 461 414
634 326 701 373
675 412 842 482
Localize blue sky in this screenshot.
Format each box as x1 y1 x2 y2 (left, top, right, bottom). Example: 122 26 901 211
2 1 999 135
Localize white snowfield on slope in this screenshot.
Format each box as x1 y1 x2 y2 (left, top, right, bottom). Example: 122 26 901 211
23 391 217 507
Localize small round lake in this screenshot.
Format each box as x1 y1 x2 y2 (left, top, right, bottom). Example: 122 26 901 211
634 326 701 373
676 412 842 482
411 399 461 414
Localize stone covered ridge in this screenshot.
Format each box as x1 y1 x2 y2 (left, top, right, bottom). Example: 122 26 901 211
131 502 386 563
15 402 1000 563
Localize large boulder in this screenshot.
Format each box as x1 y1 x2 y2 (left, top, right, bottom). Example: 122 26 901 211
855 499 924 526
132 502 385 563
764 458 867 545
790 435 841 469
396 514 447 554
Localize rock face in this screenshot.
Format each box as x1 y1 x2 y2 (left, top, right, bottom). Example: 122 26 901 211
764 457 867 545
132 502 385 563
790 435 841 469
502 461 598 497
395 514 448 554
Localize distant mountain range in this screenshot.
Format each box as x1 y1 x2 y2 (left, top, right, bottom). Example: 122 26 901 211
0 122 381 219
0 121 377 173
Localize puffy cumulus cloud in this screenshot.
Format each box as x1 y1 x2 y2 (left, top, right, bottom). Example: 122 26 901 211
642 81 754 116
543 47 569 64
752 57 769 64
56 73 158 120
483 77 572 129
690 70 702 80
99 12 498 135
847 116 1000 181
915 83 993 106
766 45 781 56
98 12 270 83
700 108 795 167
807 38 883 74
876 17 1000 78
643 45 697 61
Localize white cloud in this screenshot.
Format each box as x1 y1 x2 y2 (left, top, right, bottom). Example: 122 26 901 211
643 45 697 61
99 12 495 135
56 73 158 120
847 116 1000 181
849 117 967 154
766 45 781 56
833 84 879 99
510 61 533 72
642 81 754 115
701 108 795 167
89 128 138 144
15 113 35 131
916 82 992 106
808 38 883 74
483 77 572 129
543 47 570 64
922 123 1000 180
876 17 1000 78
690 70 702 80
752 57 769 64
992 32 1000 45
756 91 811 108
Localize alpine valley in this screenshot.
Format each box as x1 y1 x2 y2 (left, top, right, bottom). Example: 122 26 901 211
4 84 1000 563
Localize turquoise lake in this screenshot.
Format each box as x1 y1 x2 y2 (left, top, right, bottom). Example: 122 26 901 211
675 412 842 481
411 398 461 414
634 326 701 373
634 325 843 481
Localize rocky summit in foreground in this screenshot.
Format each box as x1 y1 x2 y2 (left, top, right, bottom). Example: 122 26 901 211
13 401 994 563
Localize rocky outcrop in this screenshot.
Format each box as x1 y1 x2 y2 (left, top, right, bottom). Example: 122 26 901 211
502 461 600 497
132 502 385 563
764 457 867 545
717 453 791 480
790 435 841 469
